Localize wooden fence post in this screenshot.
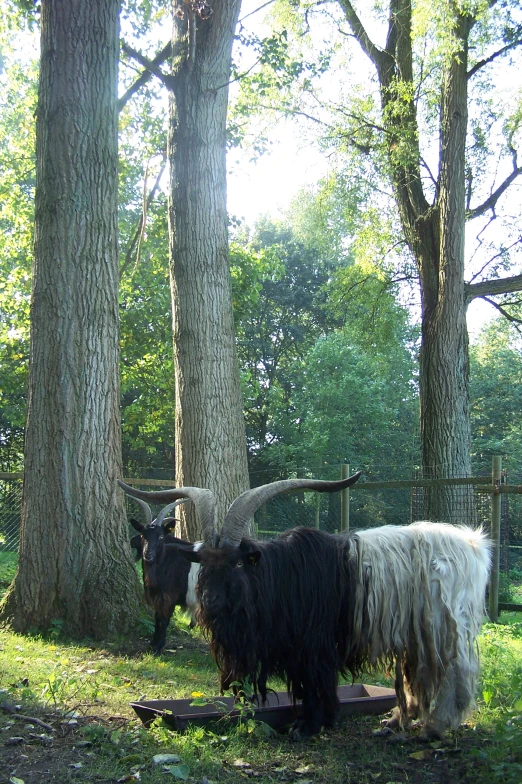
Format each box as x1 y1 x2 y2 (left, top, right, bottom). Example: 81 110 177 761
341 463 350 533
488 455 502 623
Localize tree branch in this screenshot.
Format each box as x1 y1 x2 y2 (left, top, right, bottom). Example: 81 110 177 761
120 154 167 280
467 163 522 220
119 41 173 110
336 0 384 67
465 272 522 304
468 34 522 78
479 297 522 330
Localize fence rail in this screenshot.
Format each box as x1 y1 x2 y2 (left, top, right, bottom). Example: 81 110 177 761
1 458 521 622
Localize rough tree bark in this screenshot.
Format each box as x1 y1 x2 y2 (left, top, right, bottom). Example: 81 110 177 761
0 0 141 636
167 0 250 539
339 0 522 521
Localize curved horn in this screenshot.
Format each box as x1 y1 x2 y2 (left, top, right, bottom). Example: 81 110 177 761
124 495 153 525
117 480 217 544
154 499 187 528
220 471 362 548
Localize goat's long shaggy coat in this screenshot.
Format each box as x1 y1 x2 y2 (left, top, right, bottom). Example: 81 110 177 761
195 522 490 738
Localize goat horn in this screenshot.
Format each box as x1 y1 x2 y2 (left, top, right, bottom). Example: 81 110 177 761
219 472 362 548
124 495 153 525
154 499 187 528
117 480 217 544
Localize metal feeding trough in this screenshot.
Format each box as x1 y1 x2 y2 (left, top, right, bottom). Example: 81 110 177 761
131 683 397 732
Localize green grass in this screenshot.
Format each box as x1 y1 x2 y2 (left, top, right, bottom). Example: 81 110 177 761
1 555 522 783
0 619 521 783
0 550 17 599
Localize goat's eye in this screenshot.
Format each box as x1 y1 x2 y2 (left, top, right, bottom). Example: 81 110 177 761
235 561 243 568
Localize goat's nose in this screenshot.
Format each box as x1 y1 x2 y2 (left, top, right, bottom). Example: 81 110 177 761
202 590 222 613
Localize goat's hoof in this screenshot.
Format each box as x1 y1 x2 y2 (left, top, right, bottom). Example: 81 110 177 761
381 716 401 730
419 722 445 742
288 719 319 742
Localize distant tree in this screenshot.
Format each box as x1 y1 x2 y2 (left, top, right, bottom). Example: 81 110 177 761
0 48 36 470
232 221 337 481
1 0 141 636
231 215 418 495
470 320 522 473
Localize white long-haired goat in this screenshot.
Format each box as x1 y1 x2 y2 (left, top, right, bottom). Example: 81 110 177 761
355 521 491 738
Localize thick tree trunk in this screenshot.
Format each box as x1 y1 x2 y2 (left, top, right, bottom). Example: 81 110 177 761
167 0 250 539
0 0 141 636
418 12 475 522
341 0 476 522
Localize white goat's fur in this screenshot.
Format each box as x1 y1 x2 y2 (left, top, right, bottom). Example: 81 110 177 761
353 522 491 736
185 542 203 621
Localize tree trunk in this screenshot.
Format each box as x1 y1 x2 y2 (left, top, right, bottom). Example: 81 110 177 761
341 0 476 522
0 0 141 636
167 0 250 540
417 11 475 522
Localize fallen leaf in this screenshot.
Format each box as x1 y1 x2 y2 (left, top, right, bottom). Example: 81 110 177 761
153 754 181 765
409 750 433 761
167 764 190 780
232 759 251 768
10 777 25 784
295 765 313 774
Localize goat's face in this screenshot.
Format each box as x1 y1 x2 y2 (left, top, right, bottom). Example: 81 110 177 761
130 518 176 564
178 541 261 619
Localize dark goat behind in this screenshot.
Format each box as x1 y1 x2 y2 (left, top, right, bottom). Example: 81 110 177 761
127 502 200 654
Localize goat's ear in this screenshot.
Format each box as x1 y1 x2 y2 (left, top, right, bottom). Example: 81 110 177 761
162 517 177 533
239 541 262 566
245 550 261 566
165 542 203 563
130 518 145 533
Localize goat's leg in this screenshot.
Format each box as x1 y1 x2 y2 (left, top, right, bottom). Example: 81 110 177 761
320 670 341 729
288 689 322 741
421 655 475 740
383 659 421 730
289 672 337 741
151 606 174 655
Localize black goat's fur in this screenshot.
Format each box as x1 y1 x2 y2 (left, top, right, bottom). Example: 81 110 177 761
194 528 361 737
130 523 198 654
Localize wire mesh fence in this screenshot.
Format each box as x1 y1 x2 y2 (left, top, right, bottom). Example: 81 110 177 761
0 475 22 552
1 462 521 577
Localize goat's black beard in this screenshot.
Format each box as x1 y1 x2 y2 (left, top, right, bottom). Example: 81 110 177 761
199 602 264 696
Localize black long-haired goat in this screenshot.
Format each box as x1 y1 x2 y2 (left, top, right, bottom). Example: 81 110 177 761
123 491 201 654
118 475 491 740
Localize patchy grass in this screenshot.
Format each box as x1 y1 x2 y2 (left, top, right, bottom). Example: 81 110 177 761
0 617 521 784
1 552 522 783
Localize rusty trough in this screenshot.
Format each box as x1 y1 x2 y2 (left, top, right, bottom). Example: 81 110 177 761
131 683 397 732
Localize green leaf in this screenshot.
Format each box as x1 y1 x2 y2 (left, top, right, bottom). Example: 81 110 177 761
482 689 494 706
167 764 190 780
